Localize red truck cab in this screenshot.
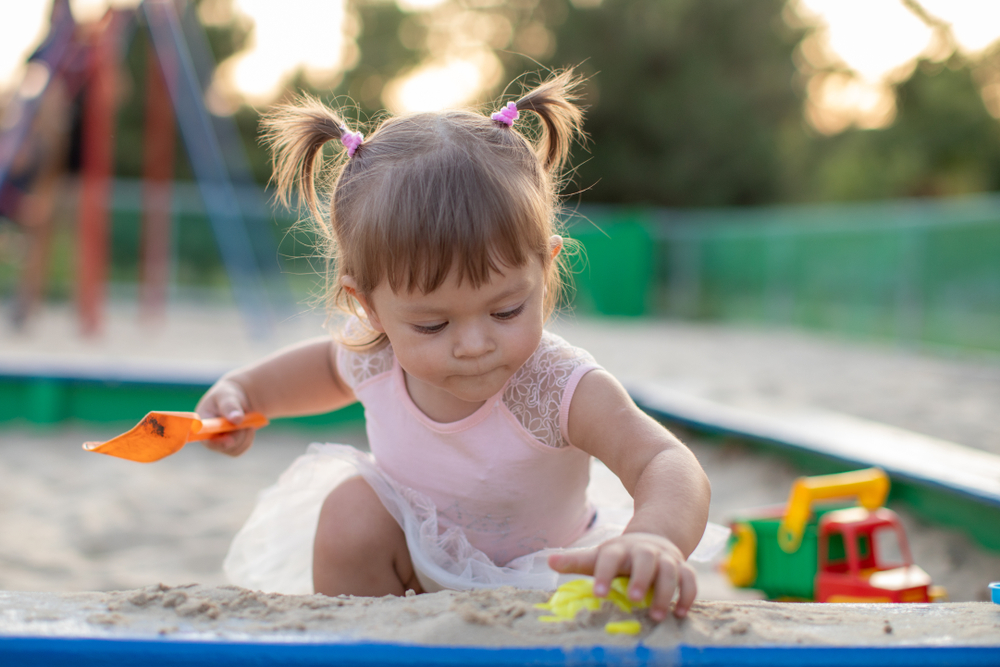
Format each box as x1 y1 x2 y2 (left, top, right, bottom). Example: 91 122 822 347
816 506 937 602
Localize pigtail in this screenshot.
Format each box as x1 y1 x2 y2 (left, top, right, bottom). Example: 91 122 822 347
512 70 585 174
261 96 358 223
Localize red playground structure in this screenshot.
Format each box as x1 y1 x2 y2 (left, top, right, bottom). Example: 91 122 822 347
0 0 284 337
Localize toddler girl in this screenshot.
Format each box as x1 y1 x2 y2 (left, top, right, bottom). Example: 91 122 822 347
197 70 717 621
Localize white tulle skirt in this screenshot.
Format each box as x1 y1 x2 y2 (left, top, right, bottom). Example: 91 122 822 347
223 443 729 594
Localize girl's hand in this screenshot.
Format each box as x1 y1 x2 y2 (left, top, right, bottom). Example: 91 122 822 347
547 532 697 621
195 378 259 457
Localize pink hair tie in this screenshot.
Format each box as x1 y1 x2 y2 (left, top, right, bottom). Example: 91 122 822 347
341 128 364 157
491 101 519 127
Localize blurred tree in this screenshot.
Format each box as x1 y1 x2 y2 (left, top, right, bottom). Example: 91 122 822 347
252 0 424 177
107 0 1000 205
542 0 810 207
338 1 423 115
803 59 1000 201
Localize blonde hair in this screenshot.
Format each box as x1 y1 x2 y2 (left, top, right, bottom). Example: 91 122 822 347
264 70 585 346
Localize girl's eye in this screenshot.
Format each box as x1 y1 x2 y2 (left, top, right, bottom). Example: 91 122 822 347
413 322 447 334
493 303 526 321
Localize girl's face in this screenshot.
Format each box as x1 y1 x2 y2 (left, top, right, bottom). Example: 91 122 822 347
360 254 549 423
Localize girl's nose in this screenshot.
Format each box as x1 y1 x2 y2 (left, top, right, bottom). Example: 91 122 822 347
453 324 495 359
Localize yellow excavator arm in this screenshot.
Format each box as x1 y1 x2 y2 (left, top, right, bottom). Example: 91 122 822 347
777 468 890 553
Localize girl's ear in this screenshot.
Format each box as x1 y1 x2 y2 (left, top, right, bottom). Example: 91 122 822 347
340 276 385 333
549 234 563 260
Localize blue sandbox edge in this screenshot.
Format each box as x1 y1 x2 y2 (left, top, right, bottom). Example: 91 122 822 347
2 637 999 667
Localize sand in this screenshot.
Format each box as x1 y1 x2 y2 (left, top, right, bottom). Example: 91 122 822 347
2 423 997 601
1 300 1000 646
1 584 997 647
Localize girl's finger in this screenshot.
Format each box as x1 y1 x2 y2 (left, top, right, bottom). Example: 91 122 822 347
625 546 658 603
222 431 255 457
228 437 254 457
649 558 679 622
203 434 235 452
547 548 597 575
591 542 628 597
217 396 246 424
672 564 698 618
203 430 253 456
233 429 257 456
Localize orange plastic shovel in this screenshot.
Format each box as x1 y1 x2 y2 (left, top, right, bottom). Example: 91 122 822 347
83 411 269 463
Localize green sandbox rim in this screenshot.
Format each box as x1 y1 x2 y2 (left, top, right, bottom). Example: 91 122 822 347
0 370 363 429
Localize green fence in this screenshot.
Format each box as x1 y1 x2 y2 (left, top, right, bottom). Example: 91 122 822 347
567 194 1000 352
0 179 310 300
6 181 1000 353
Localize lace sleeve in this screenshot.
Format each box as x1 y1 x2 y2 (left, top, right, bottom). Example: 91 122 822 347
502 331 600 449
335 318 395 389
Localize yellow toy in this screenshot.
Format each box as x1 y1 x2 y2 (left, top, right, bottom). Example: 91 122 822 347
535 577 652 636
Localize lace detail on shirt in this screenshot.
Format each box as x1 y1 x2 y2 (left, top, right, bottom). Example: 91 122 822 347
337 318 394 389
503 331 597 449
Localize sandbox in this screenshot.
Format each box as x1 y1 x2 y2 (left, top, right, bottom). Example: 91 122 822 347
3 313 1000 664
1 584 999 666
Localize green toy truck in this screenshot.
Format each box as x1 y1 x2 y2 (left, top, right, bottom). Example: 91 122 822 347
724 468 946 602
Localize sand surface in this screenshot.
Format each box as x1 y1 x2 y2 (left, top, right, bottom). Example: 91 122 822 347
1 301 1000 645
2 585 998 647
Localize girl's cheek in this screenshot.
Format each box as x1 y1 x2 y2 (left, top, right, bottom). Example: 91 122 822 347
402 336 439 365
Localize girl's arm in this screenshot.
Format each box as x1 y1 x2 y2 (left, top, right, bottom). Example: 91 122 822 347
548 369 711 620
196 336 355 456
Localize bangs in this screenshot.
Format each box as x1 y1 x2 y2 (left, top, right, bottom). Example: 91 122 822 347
343 142 551 294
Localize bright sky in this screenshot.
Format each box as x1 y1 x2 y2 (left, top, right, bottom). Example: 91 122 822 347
2 0 1000 124
0 0 352 108
795 0 1000 132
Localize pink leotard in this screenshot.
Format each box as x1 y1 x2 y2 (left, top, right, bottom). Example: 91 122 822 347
337 329 601 566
